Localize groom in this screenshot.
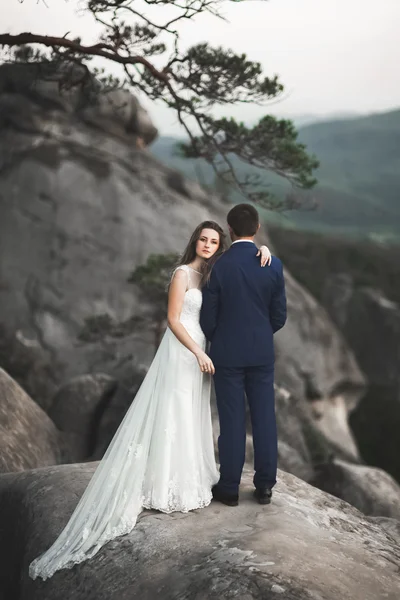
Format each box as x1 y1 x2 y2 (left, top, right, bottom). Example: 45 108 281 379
200 204 286 506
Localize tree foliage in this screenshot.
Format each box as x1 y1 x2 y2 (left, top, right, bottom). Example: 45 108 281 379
1 0 318 209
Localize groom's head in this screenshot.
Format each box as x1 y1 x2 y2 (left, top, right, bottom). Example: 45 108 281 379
227 204 260 241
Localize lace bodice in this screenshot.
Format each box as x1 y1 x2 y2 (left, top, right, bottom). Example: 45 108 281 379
174 265 203 339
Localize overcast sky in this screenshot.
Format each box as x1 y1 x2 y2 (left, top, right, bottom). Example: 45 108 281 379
4 0 400 134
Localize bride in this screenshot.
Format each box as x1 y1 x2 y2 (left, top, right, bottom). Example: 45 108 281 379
29 220 271 580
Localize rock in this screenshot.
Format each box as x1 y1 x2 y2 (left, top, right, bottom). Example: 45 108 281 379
366 516 400 544
275 274 365 406
277 440 313 482
274 275 365 460
350 385 400 483
275 386 313 468
323 279 400 482
0 62 158 144
0 369 63 473
310 394 360 460
328 285 400 387
0 61 365 471
310 459 400 520
274 385 360 483
322 272 354 329
91 374 145 460
0 322 61 412
82 88 158 145
0 64 220 385
48 374 116 462
346 289 400 481
0 466 399 600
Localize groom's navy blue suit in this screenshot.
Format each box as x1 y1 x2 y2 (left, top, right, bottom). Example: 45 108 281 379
200 241 286 495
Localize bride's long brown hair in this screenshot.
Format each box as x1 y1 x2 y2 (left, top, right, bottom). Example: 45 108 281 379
177 220 227 287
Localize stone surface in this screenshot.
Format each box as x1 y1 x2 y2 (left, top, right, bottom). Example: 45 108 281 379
91 375 145 460
366 516 400 544
0 322 61 411
0 62 365 473
277 440 313 482
325 283 400 387
0 465 399 600
350 385 400 483
0 369 63 473
311 458 400 520
0 74 220 384
275 273 365 404
323 277 400 482
48 374 116 462
274 385 362 483
0 62 158 144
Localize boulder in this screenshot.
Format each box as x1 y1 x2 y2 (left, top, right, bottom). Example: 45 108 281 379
274 385 360 482
277 440 313 482
274 275 365 460
0 369 62 473
0 61 158 144
91 375 145 460
48 374 116 462
0 465 398 600
0 322 61 411
366 516 400 544
327 285 400 387
323 278 400 482
311 459 400 520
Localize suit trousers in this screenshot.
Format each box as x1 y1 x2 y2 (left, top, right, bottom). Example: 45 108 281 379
213 365 277 495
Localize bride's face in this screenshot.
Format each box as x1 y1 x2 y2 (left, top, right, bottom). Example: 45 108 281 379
196 228 220 260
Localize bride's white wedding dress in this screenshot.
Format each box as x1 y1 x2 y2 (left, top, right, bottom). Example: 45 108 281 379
29 265 219 580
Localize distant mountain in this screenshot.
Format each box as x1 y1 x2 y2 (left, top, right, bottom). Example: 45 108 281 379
151 109 400 240
276 112 360 128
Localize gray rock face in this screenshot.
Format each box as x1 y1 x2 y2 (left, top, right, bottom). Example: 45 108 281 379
323 277 400 482
326 283 400 387
275 274 365 407
311 459 400 520
0 465 399 600
48 374 116 462
0 322 60 411
0 62 364 470
0 369 63 473
0 62 158 144
0 77 219 384
91 376 145 460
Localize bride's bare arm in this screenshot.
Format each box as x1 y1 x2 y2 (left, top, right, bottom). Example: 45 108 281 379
167 269 215 374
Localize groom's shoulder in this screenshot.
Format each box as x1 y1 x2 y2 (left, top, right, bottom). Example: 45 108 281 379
268 255 284 275
270 255 283 269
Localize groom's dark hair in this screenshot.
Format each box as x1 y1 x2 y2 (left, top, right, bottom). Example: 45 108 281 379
227 203 260 237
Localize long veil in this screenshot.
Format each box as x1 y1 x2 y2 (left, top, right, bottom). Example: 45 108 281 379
29 265 218 581
30 335 178 580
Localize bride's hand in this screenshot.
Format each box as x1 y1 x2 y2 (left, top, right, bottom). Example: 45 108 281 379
257 245 272 267
196 351 215 375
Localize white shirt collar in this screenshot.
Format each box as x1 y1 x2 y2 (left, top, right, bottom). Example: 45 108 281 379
231 239 255 245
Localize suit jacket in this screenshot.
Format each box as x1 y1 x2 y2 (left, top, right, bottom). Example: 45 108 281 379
200 241 286 367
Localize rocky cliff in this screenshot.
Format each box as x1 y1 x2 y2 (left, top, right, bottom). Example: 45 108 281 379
0 61 398 600
0 465 399 600
0 63 365 456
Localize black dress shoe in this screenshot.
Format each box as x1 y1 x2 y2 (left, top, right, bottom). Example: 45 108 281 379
254 488 272 505
212 485 239 507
